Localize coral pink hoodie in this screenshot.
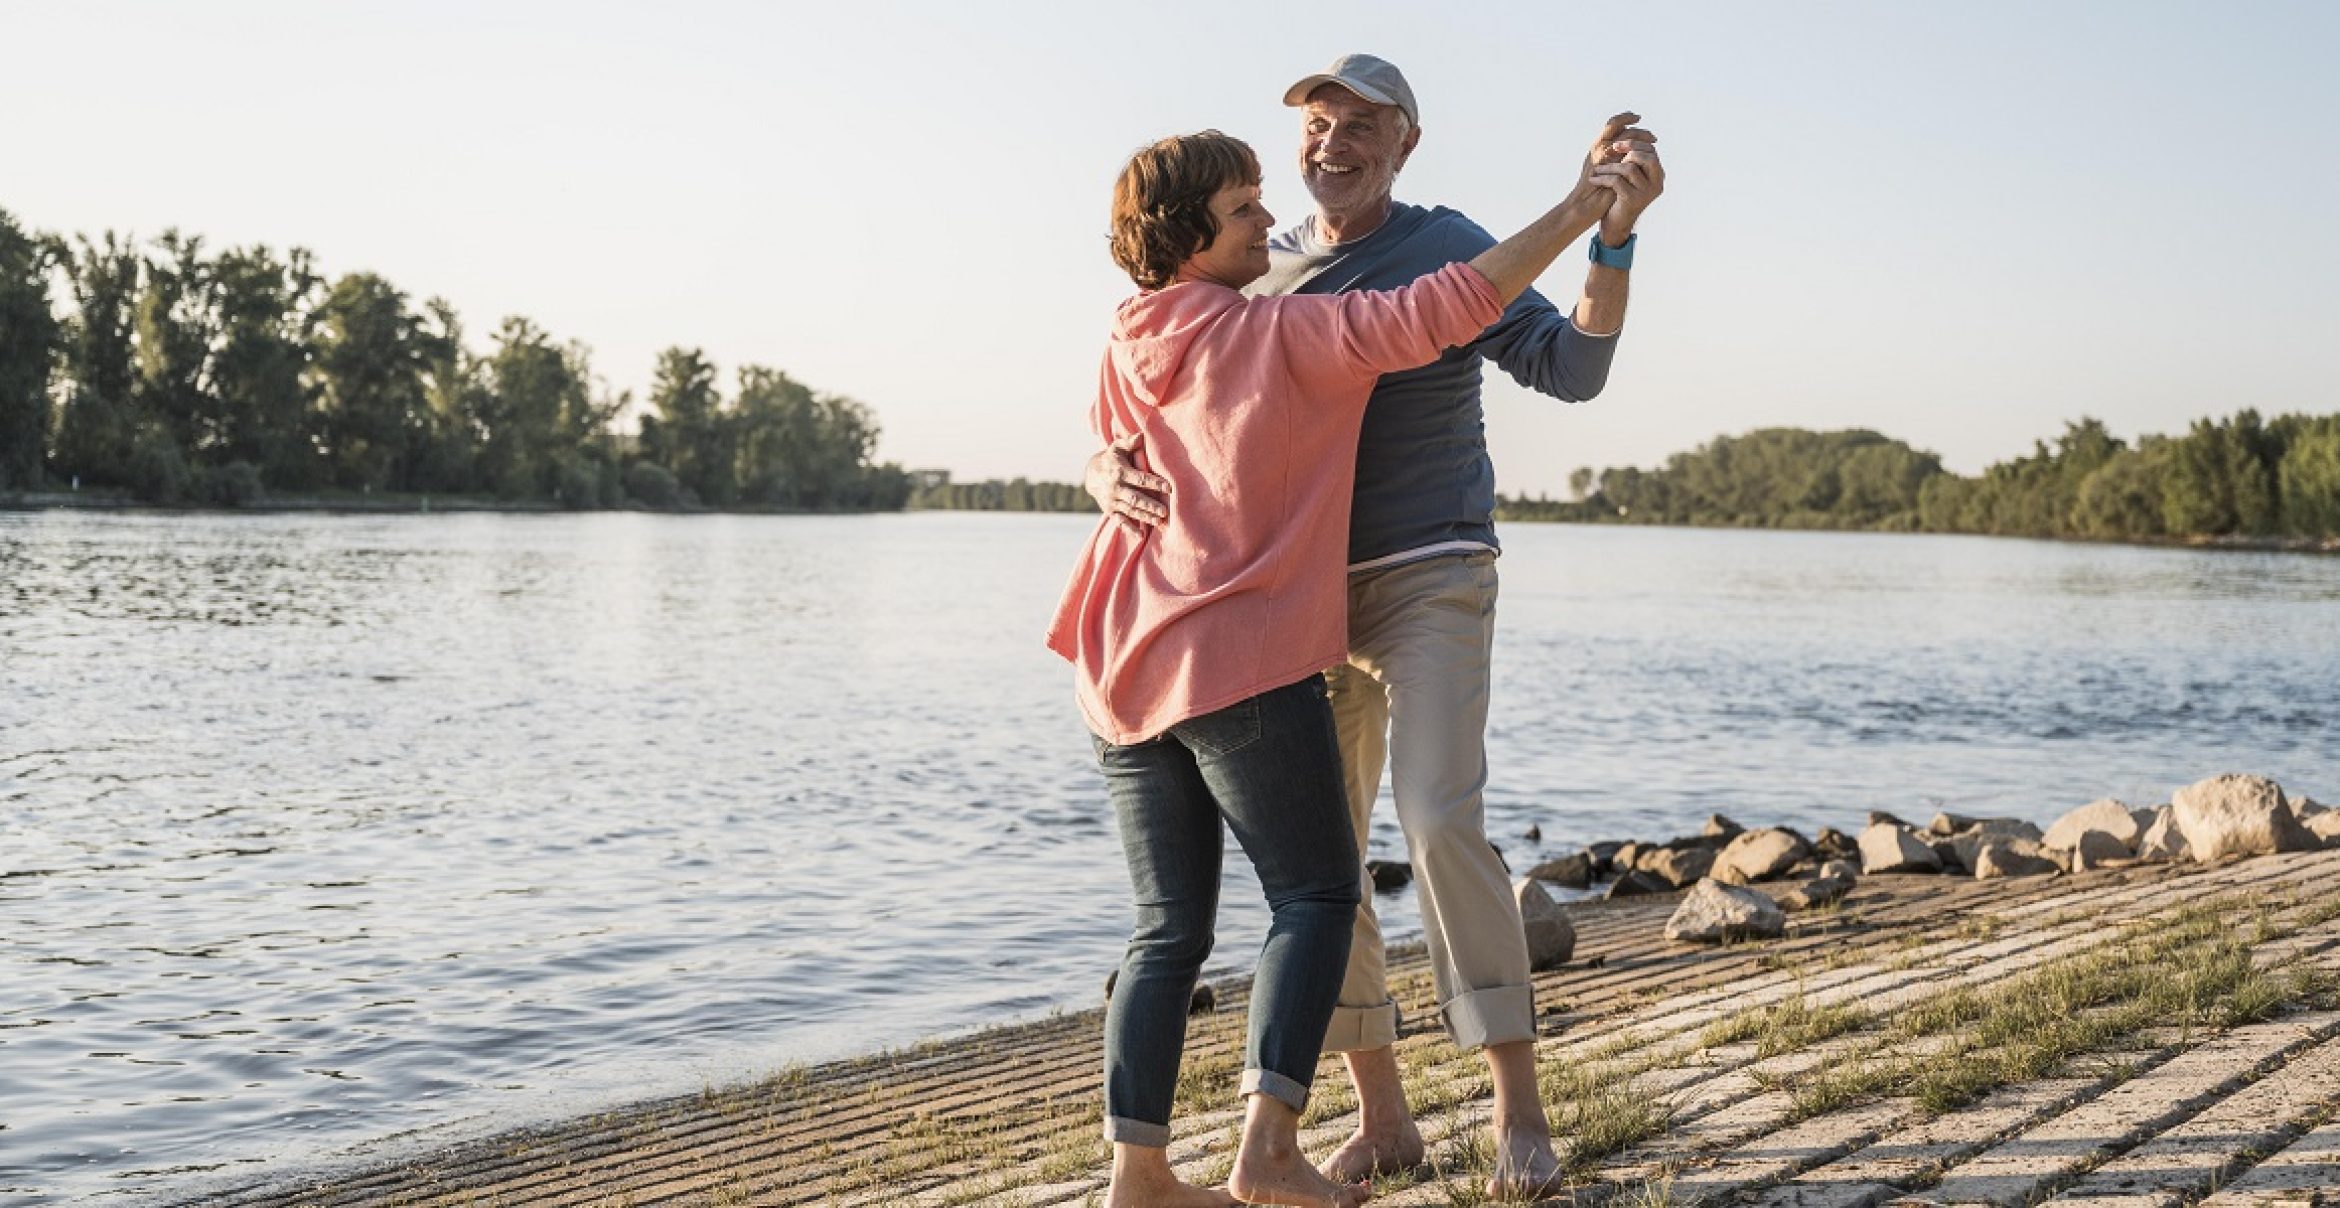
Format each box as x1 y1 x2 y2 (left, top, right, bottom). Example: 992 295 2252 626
1045 261 1502 744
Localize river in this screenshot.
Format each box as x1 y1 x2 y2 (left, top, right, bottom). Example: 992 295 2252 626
1 510 2333 1204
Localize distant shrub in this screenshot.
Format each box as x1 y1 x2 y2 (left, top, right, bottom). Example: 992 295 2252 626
126 431 190 504
201 460 265 507
553 455 603 510
624 461 682 508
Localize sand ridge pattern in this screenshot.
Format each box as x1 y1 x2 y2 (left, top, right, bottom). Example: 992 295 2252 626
202 849 2340 1207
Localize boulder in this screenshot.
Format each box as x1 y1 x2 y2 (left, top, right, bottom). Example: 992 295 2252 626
1586 840 1625 878
1605 869 1673 899
1515 878 1577 971
1931 837 1967 873
1613 841 1649 875
1783 873 1854 911
2069 829 2131 872
1818 858 1860 882
2135 807 2191 862
1861 822 1944 874
1868 810 1914 829
1927 811 1975 836
2043 798 2144 852
1665 878 1786 944
1526 850 1594 891
1644 845 1718 889
1974 837 2060 879
1947 822 2040 874
2303 810 2340 850
1704 813 1746 840
2296 797 2328 817
1715 827 1814 883
1813 827 1860 860
2172 774 2318 862
1366 859 1412 893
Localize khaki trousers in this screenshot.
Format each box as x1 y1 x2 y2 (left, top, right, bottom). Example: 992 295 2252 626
1320 551 1534 1053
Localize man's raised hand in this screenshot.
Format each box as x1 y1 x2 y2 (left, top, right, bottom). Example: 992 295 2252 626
1584 113 1662 247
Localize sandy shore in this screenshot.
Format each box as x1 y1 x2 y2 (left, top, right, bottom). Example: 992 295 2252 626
189 847 2340 1207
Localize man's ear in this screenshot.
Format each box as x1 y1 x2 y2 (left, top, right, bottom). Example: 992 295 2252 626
1397 123 1423 170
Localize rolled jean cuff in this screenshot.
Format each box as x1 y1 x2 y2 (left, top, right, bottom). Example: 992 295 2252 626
1320 999 1400 1053
1102 1115 1172 1148
1241 1067 1311 1114
1442 983 1536 1051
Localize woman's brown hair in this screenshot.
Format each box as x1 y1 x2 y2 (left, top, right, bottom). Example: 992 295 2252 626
1109 131 1262 290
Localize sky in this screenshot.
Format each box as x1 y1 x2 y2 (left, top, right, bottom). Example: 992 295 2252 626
6 0 2337 492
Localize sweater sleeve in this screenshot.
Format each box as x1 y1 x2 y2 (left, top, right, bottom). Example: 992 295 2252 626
1272 262 1505 386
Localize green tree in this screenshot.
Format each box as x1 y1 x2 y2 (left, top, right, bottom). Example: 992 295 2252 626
133 231 218 456
2277 419 2340 537
208 244 323 486
313 272 449 491
474 317 609 499
0 208 62 490
644 347 735 505
51 233 143 485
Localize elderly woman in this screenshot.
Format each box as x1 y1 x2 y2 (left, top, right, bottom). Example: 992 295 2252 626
1046 129 1625 1207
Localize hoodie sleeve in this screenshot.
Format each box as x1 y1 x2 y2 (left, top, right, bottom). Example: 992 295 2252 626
1269 262 1505 390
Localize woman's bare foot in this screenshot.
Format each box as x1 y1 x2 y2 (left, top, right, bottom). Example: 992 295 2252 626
1317 1118 1424 1184
1230 1144 1369 1207
1483 1117 1567 1202
1230 1094 1370 1207
1109 1142 1241 1208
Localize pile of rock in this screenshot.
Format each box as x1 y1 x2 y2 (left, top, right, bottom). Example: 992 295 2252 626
1851 774 2333 882
1496 773 2333 951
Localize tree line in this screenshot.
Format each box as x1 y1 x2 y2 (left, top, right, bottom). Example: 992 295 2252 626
0 207 909 509
1498 413 2340 543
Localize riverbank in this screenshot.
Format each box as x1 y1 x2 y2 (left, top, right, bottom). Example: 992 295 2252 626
11 490 2336 556
196 843 2340 1206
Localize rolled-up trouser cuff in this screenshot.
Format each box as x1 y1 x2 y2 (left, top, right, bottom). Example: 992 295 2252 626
1102 1115 1172 1147
1443 983 1536 1051
1320 999 1400 1053
1241 1067 1311 1114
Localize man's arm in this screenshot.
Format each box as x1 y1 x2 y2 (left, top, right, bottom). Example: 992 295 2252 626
1575 135 1664 336
1477 125 1663 400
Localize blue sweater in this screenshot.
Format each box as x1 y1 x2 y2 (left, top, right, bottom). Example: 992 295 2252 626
1251 202 1619 565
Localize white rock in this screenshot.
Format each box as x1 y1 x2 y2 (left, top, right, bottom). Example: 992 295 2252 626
1860 822 1943 874
2135 806 2191 862
1644 845 1717 889
1663 878 1786 944
1515 877 1577 970
2069 829 2131 872
1975 837 2060 879
1714 827 1812 883
2304 811 2340 850
2043 798 2143 852
2172 774 2318 862
1818 858 1860 882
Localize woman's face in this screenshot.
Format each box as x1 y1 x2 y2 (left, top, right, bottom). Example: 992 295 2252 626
1178 181 1275 290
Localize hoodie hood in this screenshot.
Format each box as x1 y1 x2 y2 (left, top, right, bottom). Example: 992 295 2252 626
1107 282 1242 408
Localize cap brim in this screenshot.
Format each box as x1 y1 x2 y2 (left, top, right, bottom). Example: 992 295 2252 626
1282 73 1398 109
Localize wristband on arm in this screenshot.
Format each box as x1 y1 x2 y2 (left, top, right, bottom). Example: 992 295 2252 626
1588 233 1636 271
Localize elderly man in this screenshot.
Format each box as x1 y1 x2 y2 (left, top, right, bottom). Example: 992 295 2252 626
1088 54 1662 1198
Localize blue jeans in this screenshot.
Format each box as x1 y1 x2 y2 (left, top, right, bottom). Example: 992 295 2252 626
1091 674 1361 1147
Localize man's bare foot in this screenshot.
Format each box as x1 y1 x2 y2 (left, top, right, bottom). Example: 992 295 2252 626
1229 1138 1370 1207
1484 1118 1567 1202
1317 1119 1425 1184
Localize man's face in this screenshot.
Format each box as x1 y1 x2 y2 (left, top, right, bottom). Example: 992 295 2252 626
1297 83 1419 216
